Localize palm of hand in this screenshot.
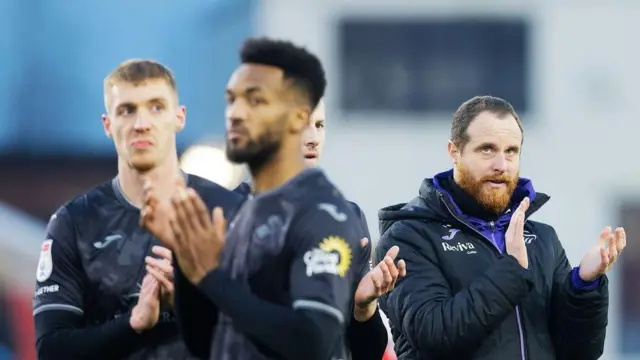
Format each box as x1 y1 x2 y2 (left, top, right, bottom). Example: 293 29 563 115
143 201 175 246
354 271 378 306
146 297 160 324
579 226 626 282
579 245 608 281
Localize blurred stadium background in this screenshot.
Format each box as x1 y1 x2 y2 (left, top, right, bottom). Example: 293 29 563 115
0 0 638 359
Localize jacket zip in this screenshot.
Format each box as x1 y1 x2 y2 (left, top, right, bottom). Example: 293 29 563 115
490 221 527 360
438 193 527 360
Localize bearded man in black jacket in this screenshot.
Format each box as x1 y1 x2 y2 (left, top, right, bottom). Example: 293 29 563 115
375 95 626 360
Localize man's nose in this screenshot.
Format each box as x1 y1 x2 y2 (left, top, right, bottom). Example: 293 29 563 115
492 154 508 172
303 128 319 147
226 101 248 122
133 115 152 131
304 137 319 148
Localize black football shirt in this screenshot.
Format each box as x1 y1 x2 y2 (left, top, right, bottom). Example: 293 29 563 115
33 174 242 359
210 168 364 359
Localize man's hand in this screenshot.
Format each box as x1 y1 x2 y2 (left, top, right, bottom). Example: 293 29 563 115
140 180 177 250
145 246 175 308
353 241 407 322
169 187 227 285
129 274 161 333
506 197 530 269
579 226 626 281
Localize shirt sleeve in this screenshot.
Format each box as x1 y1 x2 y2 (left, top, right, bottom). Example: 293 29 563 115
352 203 373 280
33 207 85 317
289 201 362 325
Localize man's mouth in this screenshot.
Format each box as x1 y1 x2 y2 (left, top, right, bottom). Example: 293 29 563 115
485 180 507 188
132 140 153 148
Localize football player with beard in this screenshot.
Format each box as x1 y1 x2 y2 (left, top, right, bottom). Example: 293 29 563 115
233 98 404 360
375 95 625 360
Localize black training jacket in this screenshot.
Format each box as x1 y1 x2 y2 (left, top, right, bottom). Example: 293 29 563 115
375 176 609 360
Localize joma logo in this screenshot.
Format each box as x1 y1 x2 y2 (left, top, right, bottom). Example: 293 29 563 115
442 242 476 253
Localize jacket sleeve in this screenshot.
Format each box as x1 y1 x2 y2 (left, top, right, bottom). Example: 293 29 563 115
549 228 608 360
347 207 389 360
33 208 146 359
173 255 218 359
378 222 534 358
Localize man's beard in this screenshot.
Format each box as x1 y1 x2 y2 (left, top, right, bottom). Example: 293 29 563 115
456 163 519 214
225 121 285 174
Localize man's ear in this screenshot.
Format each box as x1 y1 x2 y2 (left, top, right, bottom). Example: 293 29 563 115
447 140 460 164
175 105 186 132
102 114 112 138
290 105 311 133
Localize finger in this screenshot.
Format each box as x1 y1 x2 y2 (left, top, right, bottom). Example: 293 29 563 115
141 276 158 296
370 269 382 290
360 238 369 248
146 265 174 293
385 259 400 290
140 206 152 228
187 188 212 231
143 181 158 205
384 256 399 280
507 208 520 240
615 227 626 252
599 226 612 246
178 189 201 233
518 197 530 213
150 278 161 297
600 247 610 271
212 207 227 243
172 192 191 239
169 217 184 248
141 273 153 289
145 256 173 275
152 246 172 261
175 176 186 188
385 246 400 261
397 259 407 278
607 234 618 260
515 212 525 243
379 261 393 288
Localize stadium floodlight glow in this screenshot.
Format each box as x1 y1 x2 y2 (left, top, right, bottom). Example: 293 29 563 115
180 144 245 190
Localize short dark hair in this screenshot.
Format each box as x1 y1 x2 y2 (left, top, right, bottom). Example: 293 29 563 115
240 37 326 109
451 95 523 150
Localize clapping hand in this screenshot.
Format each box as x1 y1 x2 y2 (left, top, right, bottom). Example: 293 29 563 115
129 274 161 333
140 180 177 250
145 246 175 308
506 197 530 269
578 226 626 281
168 186 227 285
353 240 407 322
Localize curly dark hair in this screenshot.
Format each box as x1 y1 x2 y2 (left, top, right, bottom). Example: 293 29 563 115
240 37 326 109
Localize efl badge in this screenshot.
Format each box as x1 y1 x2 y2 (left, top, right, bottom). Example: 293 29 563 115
36 239 54 283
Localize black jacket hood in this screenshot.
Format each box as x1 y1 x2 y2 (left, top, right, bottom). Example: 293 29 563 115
378 179 448 236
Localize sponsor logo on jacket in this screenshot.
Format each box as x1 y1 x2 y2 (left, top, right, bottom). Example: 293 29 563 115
442 241 477 254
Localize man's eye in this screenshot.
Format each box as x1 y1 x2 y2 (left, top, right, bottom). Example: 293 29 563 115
248 97 265 106
119 107 134 116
